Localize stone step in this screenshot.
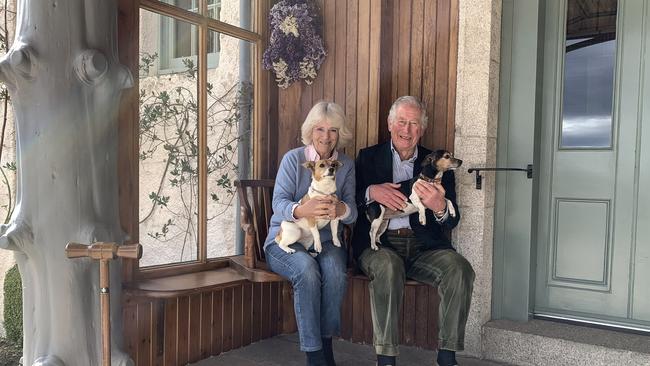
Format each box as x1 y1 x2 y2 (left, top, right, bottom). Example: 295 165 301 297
482 319 650 366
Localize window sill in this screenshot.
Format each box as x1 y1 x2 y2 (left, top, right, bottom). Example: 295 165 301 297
123 255 284 301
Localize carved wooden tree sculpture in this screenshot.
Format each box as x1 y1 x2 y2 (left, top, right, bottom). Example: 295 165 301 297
0 1 133 365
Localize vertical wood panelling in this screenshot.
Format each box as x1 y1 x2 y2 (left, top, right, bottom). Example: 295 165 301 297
415 286 429 346
334 0 347 108
421 0 438 146
367 0 382 146
137 302 152 366
355 0 371 154
397 0 413 97
211 289 223 356
222 288 233 352
188 294 202 363
242 283 253 346
351 278 364 342
446 0 459 152
123 303 138 364
177 297 189 365
323 0 336 102
163 299 178 365
200 292 212 359
272 0 458 168
403 286 416 345
261 283 272 339
232 285 243 349
153 300 165 365
270 282 280 335
410 0 425 98
125 283 286 366
252 283 262 341
430 0 451 150
344 0 359 157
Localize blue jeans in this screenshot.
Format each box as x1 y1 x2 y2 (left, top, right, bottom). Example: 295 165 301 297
265 240 348 352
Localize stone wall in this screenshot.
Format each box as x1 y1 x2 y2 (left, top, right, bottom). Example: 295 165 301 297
453 0 501 356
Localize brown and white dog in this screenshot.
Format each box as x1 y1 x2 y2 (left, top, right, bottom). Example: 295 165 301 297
366 150 462 249
276 159 342 254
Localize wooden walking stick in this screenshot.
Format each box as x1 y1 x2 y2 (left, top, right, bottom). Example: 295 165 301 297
65 242 142 366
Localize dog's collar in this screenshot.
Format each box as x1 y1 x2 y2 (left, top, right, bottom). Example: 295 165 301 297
418 173 441 183
309 186 336 196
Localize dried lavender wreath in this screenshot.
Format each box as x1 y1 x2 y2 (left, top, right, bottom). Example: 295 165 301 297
262 0 327 88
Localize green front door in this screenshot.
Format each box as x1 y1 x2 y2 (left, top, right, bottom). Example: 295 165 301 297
534 0 650 330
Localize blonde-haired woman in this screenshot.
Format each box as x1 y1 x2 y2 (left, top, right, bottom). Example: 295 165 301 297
264 101 357 366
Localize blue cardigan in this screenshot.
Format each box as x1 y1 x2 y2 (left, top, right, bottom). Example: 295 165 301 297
264 147 358 249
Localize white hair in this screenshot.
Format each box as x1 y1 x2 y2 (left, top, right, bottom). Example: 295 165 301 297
301 101 353 148
387 95 428 129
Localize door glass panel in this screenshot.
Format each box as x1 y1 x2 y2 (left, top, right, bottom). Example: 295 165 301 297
561 0 617 149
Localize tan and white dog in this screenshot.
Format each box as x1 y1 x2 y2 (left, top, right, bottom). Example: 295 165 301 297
275 159 342 254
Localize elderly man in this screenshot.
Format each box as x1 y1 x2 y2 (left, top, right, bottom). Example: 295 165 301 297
352 96 475 366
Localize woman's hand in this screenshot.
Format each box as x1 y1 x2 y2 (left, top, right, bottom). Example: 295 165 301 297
327 195 347 218
294 196 337 219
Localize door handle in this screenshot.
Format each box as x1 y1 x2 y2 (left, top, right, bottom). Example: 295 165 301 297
467 164 533 189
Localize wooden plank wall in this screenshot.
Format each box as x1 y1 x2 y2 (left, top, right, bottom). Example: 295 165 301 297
123 282 285 366
271 0 459 167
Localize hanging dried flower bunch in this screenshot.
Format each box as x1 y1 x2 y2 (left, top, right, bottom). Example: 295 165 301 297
262 0 327 89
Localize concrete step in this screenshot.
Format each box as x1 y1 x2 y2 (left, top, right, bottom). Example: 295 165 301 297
482 319 650 366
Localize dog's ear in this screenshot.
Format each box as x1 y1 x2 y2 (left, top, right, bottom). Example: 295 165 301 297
302 161 316 171
330 160 343 169
421 155 434 167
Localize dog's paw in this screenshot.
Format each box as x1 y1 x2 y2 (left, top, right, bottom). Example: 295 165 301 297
371 243 379 250
333 238 341 247
314 243 322 253
419 215 427 225
280 246 295 254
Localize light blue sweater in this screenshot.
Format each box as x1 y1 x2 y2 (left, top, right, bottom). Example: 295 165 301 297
264 146 358 249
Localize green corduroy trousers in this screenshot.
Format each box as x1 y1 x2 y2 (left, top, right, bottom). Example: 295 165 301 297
358 233 475 356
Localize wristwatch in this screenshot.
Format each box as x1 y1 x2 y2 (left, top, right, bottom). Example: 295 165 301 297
433 208 446 218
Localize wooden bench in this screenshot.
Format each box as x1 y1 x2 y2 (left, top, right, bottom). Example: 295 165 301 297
234 179 440 349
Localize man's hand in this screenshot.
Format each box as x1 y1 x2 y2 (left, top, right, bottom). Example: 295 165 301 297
413 180 446 212
369 183 407 211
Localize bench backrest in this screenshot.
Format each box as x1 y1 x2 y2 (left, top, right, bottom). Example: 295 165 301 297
235 179 275 270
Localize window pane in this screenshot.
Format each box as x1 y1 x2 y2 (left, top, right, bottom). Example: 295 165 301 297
207 31 254 258
139 10 199 267
209 0 254 32
561 0 617 149
155 0 197 12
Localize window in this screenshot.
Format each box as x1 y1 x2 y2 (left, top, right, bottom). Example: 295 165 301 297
135 0 260 275
159 0 222 71
560 0 617 149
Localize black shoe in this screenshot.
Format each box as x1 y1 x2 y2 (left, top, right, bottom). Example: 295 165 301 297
306 349 328 366
377 354 396 366
322 337 336 366
436 349 457 366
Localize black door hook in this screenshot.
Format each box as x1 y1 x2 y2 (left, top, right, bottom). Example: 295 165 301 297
467 165 533 189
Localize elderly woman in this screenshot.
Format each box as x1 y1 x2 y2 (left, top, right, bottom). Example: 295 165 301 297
264 101 357 366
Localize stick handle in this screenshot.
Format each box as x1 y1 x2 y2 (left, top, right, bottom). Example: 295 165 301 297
116 244 142 259
100 260 111 366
